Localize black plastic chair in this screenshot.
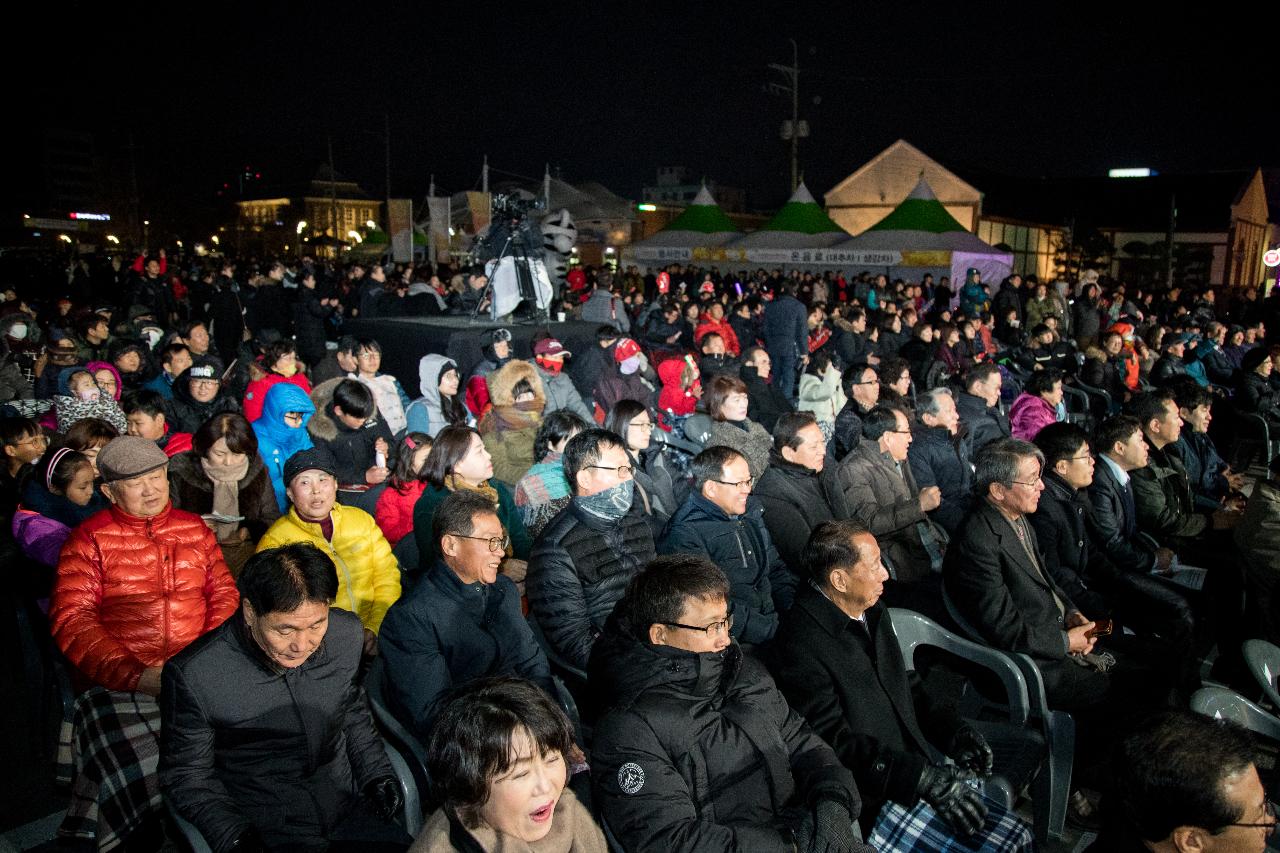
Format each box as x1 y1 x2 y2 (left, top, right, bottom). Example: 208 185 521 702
365 655 433 817
940 592 1076 844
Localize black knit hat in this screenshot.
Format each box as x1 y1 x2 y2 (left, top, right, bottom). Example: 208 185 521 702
282 446 337 487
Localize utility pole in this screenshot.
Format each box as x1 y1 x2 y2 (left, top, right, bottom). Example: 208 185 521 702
768 39 807 192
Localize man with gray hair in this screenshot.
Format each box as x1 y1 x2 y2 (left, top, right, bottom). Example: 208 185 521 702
907 387 972 536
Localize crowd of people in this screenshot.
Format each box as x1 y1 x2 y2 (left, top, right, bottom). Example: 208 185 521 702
4 247 1280 853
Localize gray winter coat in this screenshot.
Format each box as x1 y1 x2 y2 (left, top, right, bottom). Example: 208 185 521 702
532 360 593 423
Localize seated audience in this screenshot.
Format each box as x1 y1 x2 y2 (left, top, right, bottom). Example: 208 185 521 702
122 389 192 457
410 426 531 584
14 447 106 569
54 365 127 433
1235 454 1280 647
251 381 316 511
1 417 48 517
478 359 546 487
419 677 606 852
954 362 1010 454
142 342 193 401
532 336 594 423
527 428 656 672
831 362 878 459
1235 346 1280 425
405 354 473 437
257 447 401 646
243 339 311 423
165 355 241 434
754 412 851 603
50 436 238 849
373 432 432 547
589 554 865 853
740 345 794 432
907 388 973 537
515 411 590 539
161 543 408 852
350 338 410 436
592 337 651 419
659 446 787 646
704 373 774 480
1009 367 1064 441
60 416 119 477
167 412 280 575
772 520 1034 850
308 378 393 486
380 490 555 738
605 399 681 535
1170 380 1242 511
836 406 944 596
798 352 846 443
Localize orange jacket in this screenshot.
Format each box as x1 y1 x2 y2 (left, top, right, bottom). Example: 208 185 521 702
50 502 239 691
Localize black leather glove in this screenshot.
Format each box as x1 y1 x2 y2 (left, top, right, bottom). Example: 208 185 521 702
947 724 994 777
803 797 858 853
916 764 987 836
363 775 403 821
227 827 267 852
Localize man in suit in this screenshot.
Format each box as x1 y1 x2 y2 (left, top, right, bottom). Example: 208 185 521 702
943 438 1132 714
771 519 1033 849
954 362 1011 455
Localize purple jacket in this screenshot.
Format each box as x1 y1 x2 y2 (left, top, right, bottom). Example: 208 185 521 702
12 507 72 567
1009 392 1057 442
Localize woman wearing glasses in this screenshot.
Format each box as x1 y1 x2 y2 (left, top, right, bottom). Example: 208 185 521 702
411 425 532 591
605 399 681 536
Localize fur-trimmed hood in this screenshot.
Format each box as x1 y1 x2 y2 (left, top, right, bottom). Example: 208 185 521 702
306 376 345 443
485 359 546 410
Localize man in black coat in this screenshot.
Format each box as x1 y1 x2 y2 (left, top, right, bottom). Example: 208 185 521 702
307 379 393 487
378 491 554 739
754 413 851 608
907 388 973 536
659 446 787 645
527 429 656 671
567 326 619 400
762 281 809 403
741 346 794 432
590 554 865 853
165 356 241 435
832 363 878 460
161 542 407 852
772 520 1033 846
955 362 1011 456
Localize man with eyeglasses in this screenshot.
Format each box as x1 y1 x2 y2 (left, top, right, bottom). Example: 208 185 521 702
836 406 944 609
1100 710 1274 853
590 554 868 853
379 489 554 737
658 446 788 646
528 428 656 671
832 363 880 460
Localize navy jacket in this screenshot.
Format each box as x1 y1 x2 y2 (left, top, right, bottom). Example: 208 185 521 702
762 295 808 358
659 493 784 644
378 560 553 739
906 425 973 536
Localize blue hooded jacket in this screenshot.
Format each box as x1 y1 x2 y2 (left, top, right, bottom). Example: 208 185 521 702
252 382 316 510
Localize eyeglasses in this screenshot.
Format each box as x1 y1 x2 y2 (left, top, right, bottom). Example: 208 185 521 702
628 421 653 430
588 464 634 478
12 434 48 447
662 613 734 638
712 476 755 490
283 412 304 425
1010 479 1044 488
451 533 511 553
1066 454 1093 462
191 379 220 388
1224 800 1277 835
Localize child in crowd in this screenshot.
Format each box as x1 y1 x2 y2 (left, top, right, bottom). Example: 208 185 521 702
53 367 126 434
1 417 47 521
14 447 106 570
121 389 192 457
60 417 119 478
374 432 433 546
308 379 393 486
350 338 410 436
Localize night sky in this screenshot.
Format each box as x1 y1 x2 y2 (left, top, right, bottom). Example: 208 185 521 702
12 2 1277 229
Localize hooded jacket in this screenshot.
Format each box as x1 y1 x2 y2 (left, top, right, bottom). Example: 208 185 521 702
166 360 241 434
657 358 699 418
405 354 472 438
257 503 402 635
50 502 239 691
307 377 395 486
53 365 128 433
589 625 857 853
160 609 391 853
251 382 316 511
243 370 312 423
478 360 546 487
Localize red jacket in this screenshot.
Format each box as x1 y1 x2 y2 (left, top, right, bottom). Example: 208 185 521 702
374 480 425 546
243 372 313 422
693 317 741 356
50 502 239 691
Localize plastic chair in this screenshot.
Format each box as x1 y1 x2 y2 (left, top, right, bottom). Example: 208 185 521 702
1191 687 1280 742
1074 378 1114 419
1061 384 1093 432
1243 640 1280 710
1231 411 1274 473
940 591 1076 844
527 613 593 742
365 656 433 813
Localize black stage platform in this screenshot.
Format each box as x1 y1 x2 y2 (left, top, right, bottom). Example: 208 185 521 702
340 316 604 397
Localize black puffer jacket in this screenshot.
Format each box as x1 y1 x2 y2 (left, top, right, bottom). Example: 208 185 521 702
906 425 973 536
1028 472 1120 618
658 493 785 644
526 500 656 670
160 609 392 853
292 286 333 367
307 378 394 486
165 359 241 434
832 399 871 460
741 363 793 433
954 390 1010 456
589 624 858 853
754 453 851 608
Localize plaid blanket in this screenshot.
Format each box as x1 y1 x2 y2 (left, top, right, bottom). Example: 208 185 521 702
870 791 1034 853
56 687 164 850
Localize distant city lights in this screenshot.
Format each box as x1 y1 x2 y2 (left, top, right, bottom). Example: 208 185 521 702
69 212 111 221
1108 168 1155 178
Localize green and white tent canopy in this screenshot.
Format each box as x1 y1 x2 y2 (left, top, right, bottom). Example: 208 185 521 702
728 182 848 248
630 186 742 256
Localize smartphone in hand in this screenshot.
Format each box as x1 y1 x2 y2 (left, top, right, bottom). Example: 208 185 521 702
1086 618 1114 639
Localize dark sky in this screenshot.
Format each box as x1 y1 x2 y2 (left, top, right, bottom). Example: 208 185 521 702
13 1 1278 227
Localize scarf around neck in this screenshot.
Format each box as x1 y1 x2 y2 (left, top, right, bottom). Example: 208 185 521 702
201 455 250 542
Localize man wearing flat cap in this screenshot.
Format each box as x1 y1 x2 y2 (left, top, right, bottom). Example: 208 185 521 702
49 435 239 848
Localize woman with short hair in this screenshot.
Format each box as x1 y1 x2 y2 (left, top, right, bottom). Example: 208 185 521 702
704 373 773 480
416 677 606 852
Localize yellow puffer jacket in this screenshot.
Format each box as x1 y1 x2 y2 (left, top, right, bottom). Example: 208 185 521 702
256 503 402 634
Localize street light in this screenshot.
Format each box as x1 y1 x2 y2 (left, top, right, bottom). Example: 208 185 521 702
106 235 120 244
347 230 363 244
365 219 377 230
58 234 72 243
211 235 220 245
296 220 307 235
